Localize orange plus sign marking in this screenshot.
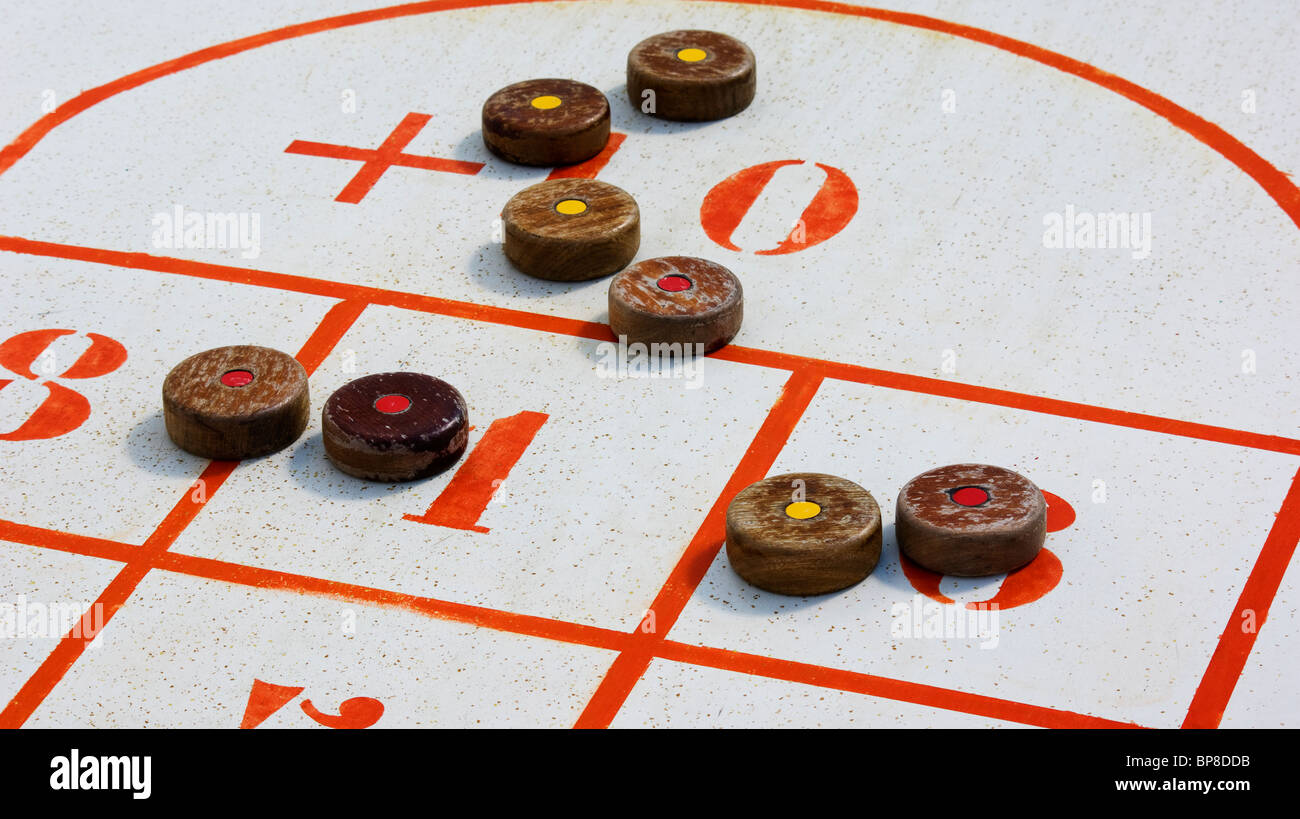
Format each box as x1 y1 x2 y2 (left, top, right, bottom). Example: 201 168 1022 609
285 112 483 203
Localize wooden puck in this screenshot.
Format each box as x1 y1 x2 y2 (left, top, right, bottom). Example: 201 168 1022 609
163 345 309 460
503 178 640 281
482 78 610 166
726 473 882 596
896 464 1047 577
322 372 468 482
627 30 756 121
608 256 742 353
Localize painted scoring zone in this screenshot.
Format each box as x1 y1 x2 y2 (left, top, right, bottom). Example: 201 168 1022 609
0 0 1298 729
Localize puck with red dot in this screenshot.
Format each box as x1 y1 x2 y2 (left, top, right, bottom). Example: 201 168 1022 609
725 472 881 595
163 345 309 460
896 463 1047 576
608 256 743 353
322 372 468 482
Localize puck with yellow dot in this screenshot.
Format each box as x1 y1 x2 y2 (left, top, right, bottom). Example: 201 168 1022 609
322 372 469 482
608 256 742 353
163 345 309 460
628 30 756 121
482 79 610 166
503 178 640 281
725 473 882 595
896 463 1047 576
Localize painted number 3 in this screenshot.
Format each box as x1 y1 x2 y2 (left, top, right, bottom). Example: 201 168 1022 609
240 679 383 729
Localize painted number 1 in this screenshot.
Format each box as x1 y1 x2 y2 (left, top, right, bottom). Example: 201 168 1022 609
403 410 548 533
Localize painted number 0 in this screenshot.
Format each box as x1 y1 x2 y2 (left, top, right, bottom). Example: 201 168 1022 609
700 160 859 255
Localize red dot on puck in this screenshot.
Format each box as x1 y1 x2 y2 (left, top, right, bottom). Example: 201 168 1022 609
374 394 411 414
657 274 692 292
220 370 254 387
950 486 990 507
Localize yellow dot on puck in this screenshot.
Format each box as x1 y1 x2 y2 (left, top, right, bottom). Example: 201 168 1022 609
785 501 821 520
554 199 588 215
676 47 708 62
530 95 563 110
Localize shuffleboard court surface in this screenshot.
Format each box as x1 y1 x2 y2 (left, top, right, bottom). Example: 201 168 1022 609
0 0 1297 729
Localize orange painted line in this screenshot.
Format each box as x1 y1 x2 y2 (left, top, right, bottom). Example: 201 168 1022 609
0 235 618 344
0 0 548 177
1 0 1295 234
656 640 1147 729
0 513 631 656
715 345 1300 456
0 518 138 563
1182 465 1300 728
294 299 367 376
148 551 632 653
574 369 824 728
283 141 374 163
641 370 825 637
0 460 236 728
5 234 1295 460
379 288 616 341
0 512 1148 729
3 510 1139 729
137 461 239 557
713 0 1300 231
0 569 140 728
287 112 483 204
286 139 482 182
374 153 483 175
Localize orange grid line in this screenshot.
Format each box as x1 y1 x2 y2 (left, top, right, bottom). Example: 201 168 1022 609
1182 465 1300 727
655 641 1144 729
1 242 1296 729
0 509 1151 730
0 300 364 728
577 369 824 727
4 235 1295 457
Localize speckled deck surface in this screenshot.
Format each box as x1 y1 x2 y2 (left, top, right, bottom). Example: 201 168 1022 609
1 0 1297 728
